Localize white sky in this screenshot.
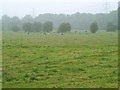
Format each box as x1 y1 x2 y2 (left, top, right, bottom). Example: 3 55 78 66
0 0 119 18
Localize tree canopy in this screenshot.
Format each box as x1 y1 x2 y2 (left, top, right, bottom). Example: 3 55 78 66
2 10 118 32
90 22 98 33
32 22 42 32
106 22 117 32
43 21 53 32
22 23 32 33
57 22 71 33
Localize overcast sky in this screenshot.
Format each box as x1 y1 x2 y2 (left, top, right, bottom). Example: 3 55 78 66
1 0 119 18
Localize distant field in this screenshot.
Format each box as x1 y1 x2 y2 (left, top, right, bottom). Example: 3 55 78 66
2 32 118 88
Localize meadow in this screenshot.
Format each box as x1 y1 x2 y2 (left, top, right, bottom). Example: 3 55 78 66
2 32 118 88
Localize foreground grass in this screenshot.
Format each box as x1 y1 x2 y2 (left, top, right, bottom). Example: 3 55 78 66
2 32 118 88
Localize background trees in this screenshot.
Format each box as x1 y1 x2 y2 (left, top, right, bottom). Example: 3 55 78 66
2 10 118 33
2 15 21 31
57 22 71 33
12 25 20 32
32 22 42 32
43 21 53 32
106 22 117 32
2 10 118 32
22 23 32 33
90 22 98 33
22 21 53 33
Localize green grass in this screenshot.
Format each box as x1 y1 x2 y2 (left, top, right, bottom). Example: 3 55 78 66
2 32 118 88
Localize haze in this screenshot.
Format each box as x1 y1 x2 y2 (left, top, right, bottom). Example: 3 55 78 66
1 0 119 18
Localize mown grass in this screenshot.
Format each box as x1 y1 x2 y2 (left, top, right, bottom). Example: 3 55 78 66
2 32 118 88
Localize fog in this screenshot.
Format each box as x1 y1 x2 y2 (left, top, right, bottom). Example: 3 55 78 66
1 0 119 18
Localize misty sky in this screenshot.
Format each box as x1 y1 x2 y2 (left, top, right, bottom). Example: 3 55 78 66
1 0 119 18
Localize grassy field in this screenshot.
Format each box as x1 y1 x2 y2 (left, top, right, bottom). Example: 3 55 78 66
2 32 118 88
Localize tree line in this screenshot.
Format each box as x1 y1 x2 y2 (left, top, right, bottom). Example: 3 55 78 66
2 10 118 33
11 20 117 34
22 21 52 33
13 21 72 33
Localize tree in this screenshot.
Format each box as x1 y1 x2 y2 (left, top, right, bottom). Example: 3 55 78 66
22 23 32 33
12 25 20 32
32 22 42 32
22 15 33 23
57 22 71 33
106 22 117 32
90 22 98 33
43 21 53 32
2 15 12 31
